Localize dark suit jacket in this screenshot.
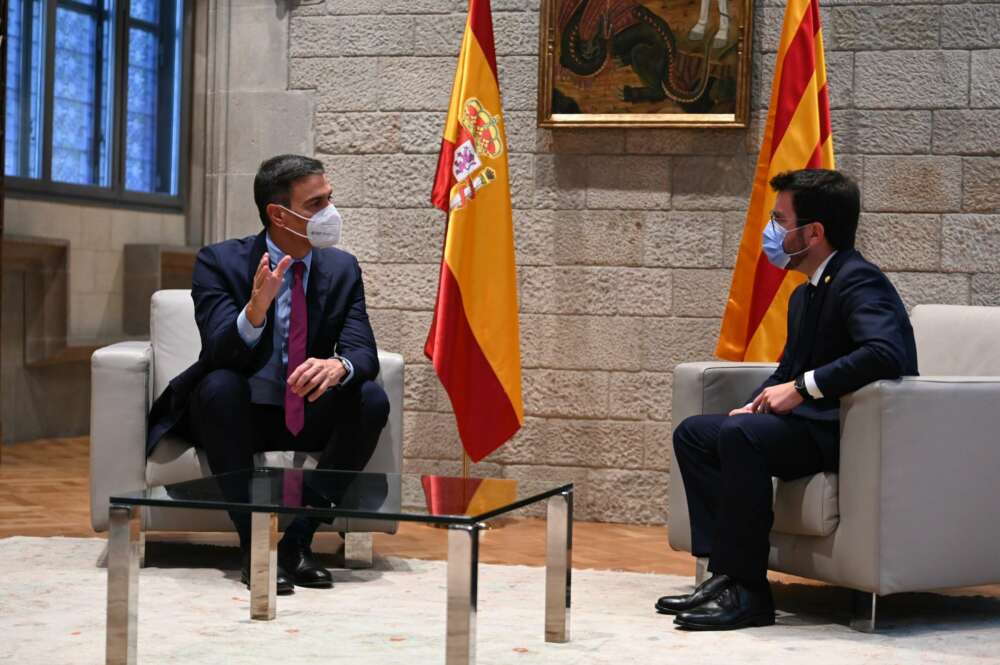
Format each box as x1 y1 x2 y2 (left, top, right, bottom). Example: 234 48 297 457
749 249 919 467
145 231 379 456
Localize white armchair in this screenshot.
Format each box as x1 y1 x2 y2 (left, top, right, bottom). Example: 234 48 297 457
89 290 404 558
667 304 1000 630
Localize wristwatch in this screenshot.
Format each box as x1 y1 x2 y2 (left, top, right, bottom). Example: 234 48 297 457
793 374 811 400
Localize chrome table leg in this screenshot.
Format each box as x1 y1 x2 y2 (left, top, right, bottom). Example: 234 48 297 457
106 505 139 665
545 490 573 643
250 512 277 621
137 523 146 569
446 523 481 665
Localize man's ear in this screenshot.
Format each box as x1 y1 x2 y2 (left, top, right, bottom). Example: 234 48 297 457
266 202 284 227
810 221 826 245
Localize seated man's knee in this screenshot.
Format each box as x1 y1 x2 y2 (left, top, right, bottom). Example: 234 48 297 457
717 416 760 457
672 416 697 452
672 414 719 454
359 381 390 428
196 369 250 408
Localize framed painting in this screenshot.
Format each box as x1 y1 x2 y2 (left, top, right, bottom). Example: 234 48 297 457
537 0 754 128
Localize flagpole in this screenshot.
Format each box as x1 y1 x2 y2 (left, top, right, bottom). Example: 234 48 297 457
462 451 470 479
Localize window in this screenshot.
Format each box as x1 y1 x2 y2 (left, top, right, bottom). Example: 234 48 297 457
4 0 187 208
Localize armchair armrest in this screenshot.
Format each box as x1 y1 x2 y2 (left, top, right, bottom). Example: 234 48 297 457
668 361 777 551
838 376 1000 594
672 361 778 424
343 350 404 533
367 350 403 476
90 341 152 531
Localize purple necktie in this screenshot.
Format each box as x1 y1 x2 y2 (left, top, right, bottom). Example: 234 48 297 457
285 261 307 436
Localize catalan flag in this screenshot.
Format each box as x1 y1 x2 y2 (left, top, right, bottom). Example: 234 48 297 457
425 0 523 462
716 0 834 361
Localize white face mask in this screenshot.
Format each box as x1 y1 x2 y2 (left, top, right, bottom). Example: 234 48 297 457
276 202 342 248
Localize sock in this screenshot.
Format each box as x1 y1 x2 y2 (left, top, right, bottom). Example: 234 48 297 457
281 516 319 548
232 513 251 552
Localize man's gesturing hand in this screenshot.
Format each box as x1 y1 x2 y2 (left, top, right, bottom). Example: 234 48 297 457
287 358 348 402
246 253 292 327
750 381 804 415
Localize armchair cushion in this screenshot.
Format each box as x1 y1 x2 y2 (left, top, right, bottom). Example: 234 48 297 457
772 472 839 537
911 304 1000 376
150 289 199 401
145 435 214 486
147 437 328 486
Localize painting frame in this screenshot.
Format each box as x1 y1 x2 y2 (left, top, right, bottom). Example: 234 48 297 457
537 0 755 128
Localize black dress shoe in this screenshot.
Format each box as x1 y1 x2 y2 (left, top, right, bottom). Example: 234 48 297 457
278 541 334 589
673 581 775 631
656 574 732 615
240 552 295 595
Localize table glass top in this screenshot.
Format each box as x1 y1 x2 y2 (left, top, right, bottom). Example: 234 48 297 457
110 468 573 525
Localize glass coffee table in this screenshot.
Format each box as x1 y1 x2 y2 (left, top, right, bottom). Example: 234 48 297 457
105 469 573 665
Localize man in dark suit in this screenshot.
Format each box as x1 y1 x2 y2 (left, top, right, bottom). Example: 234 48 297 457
656 169 918 630
146 154 389 594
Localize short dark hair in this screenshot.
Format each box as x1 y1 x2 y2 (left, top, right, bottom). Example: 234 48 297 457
253 154 325 227
769 169 860 250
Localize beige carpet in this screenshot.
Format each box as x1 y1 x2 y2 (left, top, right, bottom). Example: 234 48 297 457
2 537 1000 664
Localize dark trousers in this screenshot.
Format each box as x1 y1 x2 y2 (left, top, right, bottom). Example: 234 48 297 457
187 368 389 548
672 413 837 586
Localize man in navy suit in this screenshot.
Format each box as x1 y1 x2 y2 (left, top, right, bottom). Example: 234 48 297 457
146 154 388 594
656 169 918 630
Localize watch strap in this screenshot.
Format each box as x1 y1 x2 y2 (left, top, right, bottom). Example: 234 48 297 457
794 374 811 400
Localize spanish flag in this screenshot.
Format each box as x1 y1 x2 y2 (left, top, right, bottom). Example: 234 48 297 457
425 0 523 462
716 0 834 361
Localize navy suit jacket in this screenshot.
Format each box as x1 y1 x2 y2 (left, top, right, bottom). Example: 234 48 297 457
749 249 919 467
145 231 379 456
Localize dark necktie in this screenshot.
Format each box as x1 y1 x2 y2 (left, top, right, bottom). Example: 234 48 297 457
804 282 817 305
284 262 307 436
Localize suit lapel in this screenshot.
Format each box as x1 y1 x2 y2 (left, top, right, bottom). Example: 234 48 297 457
305 250 330 355
787 285 808 370
799 249 854 367
247 232 267 284
811 249 853 316
246 231 276 363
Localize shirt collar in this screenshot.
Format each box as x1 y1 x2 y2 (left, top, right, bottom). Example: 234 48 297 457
809 250 837 287
265 232 312 275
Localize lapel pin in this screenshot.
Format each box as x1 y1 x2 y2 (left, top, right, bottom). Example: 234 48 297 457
824 275 831 284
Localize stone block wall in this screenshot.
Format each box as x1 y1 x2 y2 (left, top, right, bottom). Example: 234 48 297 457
192 0 316 244
288 0 995 523
279 0 1000 523
3 198 185 342
1 200 184 442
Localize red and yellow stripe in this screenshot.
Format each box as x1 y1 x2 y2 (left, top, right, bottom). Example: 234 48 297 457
425 0 523 462
420 476 518 516
716 0 834 361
